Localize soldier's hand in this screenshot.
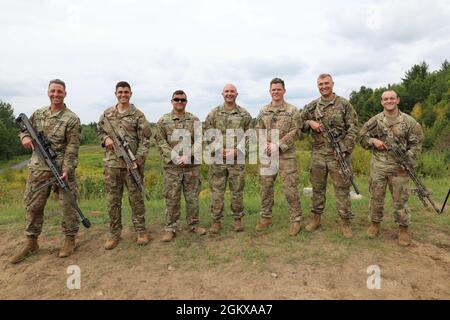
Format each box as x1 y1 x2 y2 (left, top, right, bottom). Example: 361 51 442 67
130 162 138 170
372 138 387 151
266 143 279 157
60 170 69 182
223 149 236 160
406 150 417 168
135 155 145 167
179 155 190 166
309 120 322 133
21 136 34 150
105 137 116 151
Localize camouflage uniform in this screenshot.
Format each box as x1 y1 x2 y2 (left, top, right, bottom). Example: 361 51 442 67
359 111 424 226
154 111 203 232
204 104 252 222
300 95 359 219
256 102 302 222
19 105 81 237
97 104 151 237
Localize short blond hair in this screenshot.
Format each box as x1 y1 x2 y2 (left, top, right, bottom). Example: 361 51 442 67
317 74 333 81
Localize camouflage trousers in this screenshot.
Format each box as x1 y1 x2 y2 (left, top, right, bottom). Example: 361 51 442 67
310 152 353 219
209 164 245 222
105 166 146 236
163 165 201 232
259 157 302 222
368 162 411 226
24 169 79 237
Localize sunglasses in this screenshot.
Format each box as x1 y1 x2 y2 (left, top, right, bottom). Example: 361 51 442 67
172 98 187 103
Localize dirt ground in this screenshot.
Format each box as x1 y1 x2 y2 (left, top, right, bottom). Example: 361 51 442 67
1 221 449 300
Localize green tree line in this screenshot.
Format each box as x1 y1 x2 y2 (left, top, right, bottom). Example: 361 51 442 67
0 101 29 161
350 60 450 152
1 60 449 161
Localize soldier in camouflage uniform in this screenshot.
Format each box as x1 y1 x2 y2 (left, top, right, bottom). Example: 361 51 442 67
11 79 81 264
255 78 302 236
204 84 252 233
300 74 359 238
154 90 207 242
97 81 151 250
360 90 423 246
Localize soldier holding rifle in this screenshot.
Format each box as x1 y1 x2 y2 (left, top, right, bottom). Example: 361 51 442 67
97 81 152 250
11 79 84 263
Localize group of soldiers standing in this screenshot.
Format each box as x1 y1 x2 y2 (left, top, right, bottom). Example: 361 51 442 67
10 74 424 264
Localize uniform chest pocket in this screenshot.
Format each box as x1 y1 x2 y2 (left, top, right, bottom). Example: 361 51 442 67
391 123 408 139
228 115 243 128
120 117 138 131
275 114 291 129
261 113 274 128
48 119 66 143
184 121 195 135
214 115 228 130
327 106 345 125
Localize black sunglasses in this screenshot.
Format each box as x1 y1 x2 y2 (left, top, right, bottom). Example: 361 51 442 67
172 98 187 103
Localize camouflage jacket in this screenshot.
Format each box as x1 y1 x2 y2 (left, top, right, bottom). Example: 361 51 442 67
203 104 252 157
97 104 152 168
300 95 359 155
154 111 202 167
19 105 81 173
359 111 423 167
255 101 299 159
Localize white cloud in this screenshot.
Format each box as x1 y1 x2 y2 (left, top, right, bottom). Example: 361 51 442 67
1 0 449 123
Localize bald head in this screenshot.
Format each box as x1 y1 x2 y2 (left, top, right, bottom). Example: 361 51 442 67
223 83 237 93
222 83 238 105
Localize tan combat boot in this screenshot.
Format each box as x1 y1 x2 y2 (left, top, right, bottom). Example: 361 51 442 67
209 222 222 234
10 235 39 264
255 217 272 231
190 226 207 235
398 226 411 246
305 214 321 232
104 235 121 250
367 222 381 239
233 219 244 232
161 231 175 242
59 235 76 258
136 232 150 246
289 222 301 236
340 219 353 239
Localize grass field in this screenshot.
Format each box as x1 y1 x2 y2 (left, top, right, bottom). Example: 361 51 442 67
0 144 449 299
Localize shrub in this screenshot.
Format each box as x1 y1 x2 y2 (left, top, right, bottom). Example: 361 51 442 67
351 146 371 176
78 175 104 199
417 151 449 178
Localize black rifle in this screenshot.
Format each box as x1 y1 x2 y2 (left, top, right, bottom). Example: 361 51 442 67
441 189 449 214
102 116 150 201
16 113 91 228
367 121 441 214
314 107 360 195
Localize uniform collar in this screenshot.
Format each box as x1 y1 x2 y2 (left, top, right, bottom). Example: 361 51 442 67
318 94 337 107
171 110 188 120
382 110 403 125
113 103 136 117
45 104 67 118
268 101 287 112
219 104 240 114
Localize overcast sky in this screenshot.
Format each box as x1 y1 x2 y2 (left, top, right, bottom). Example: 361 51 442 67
1 0 449 124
